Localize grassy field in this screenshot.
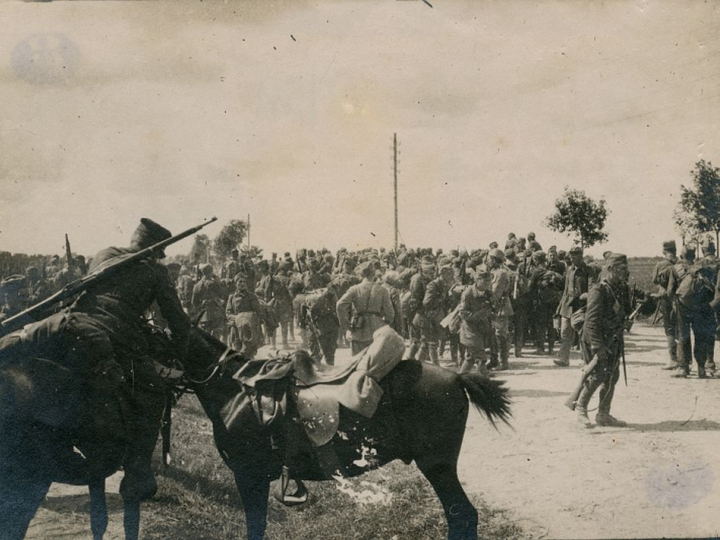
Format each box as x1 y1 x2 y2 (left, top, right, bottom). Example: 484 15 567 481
142 395 524 540
628 257 661 293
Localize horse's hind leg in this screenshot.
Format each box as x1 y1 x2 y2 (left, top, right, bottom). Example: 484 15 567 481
0 476 51 540
417 462 478 540
122 499 140 540
89 479 108 540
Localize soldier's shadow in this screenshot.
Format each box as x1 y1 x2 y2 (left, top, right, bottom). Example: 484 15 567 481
628 419 720 432
40 493 124 513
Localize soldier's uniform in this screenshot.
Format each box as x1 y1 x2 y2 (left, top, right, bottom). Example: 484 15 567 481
652 240 679 369
226 276 263 358
528 251 563 355
488 249 514 370
698 240 720 374
555 247 591 367
407 257 434 361
458 271 494 375
336 265 395 355
575 253 630 427
302 286 340 365
71 218 191 501
191 265 227 340
258 268 294 348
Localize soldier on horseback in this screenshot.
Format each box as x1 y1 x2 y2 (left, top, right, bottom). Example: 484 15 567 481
70 218 191 502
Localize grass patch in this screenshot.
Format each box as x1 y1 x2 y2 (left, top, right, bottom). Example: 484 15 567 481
141 395 524 539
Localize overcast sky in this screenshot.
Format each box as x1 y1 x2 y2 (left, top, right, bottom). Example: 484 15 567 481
1 0 719 259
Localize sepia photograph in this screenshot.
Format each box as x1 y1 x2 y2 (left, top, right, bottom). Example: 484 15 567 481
1 0 719 538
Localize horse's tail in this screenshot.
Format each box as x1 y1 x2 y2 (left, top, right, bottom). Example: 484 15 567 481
458 372 512 429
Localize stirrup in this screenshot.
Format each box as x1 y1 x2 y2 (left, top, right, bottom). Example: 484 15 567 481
272 465 309 506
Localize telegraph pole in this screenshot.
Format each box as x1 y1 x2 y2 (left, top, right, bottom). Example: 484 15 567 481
393 133 399 251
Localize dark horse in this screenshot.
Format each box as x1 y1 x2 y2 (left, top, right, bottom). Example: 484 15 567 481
184 329 512 540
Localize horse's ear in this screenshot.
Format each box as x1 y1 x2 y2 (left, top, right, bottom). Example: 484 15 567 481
192 309 206 327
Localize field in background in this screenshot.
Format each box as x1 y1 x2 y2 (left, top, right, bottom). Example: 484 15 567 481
142 395 524 540
628 257 662 293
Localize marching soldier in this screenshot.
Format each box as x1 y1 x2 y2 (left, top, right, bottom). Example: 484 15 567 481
528 251 564 355
554 247 591 367
336 262 395 355
458 269 494 375
420 257 454 365
226 272 263 358
407 256 436 361
698 238 719 375
652 240 679 370
574 253 631 428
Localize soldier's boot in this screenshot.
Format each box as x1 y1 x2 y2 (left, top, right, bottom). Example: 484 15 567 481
698 364 708 379
595 384 627 427
428 343 440 366
662 336 680 369
407 340 420 360
497 337 510 370
575 385 594 429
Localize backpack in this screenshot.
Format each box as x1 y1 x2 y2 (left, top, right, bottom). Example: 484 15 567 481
676 263 715 307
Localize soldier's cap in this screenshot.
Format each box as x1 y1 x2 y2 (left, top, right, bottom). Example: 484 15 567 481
284 252 291 257
1 275 25 292
257 259 269 270
558 250 567 258
504 248 517 259
508 232 516 239
602 251 613 260
383 270 400 286
489 242 499 249
420 255 436 271
357 261 375 278
489 248 505 261
532 250 547 262
548 245 557 254
569 246 583 255
605 253 628 266
450 249 459 257
231 248 239 256
453 257 463 267
662 240 676 253
681 245 696 259
437 256 453 270
200 263 214 276
130 218 172 256
527 232 536 240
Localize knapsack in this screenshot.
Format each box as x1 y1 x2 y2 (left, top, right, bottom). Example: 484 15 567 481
676 263 715 306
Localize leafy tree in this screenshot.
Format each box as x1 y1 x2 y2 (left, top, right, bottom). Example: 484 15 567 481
241 245 263 260
673 201 702 249
545 187 609 249
189 234 211 264
677 160 720 247
212 219 248 260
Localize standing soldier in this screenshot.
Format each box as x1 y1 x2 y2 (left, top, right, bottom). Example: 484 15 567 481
487 249 514 370
653 240 679 370
336 262 395 355
507 248 530 358
226 272 263 358
528 251 563 355
420 257 454 365
698 238 720 375
381 270 405 336
554 247 591 367
458 269 494 375
407 256 436 361
192 264 227 340
573 253 631 427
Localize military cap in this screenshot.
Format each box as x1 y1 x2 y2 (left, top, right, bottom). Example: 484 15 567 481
605 253 627 266
1 275 25 293
130 218 172 256
284 252 291 258
489 242 499 249
568 246 583 255
489 248 505 261
602 251 613 260
662 240 677 253
681 245 696 259
532 250 547 262
231 248 239 256
257 259 269 270
420 255 435 271
200 263 214 276
527 232 536 240
450 249 459 257
437 256 452 269
558 250 567 259
548 245 557 254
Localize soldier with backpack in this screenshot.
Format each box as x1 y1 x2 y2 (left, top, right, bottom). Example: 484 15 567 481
668 245 716 378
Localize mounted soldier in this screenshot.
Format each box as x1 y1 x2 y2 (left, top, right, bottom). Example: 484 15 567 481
69 218 192 501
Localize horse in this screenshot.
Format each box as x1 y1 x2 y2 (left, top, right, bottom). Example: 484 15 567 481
0 315 180 540
183 328 512 540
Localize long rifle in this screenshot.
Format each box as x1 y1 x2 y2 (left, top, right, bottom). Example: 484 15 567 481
2 217 218 330
564 330 622 411
65 234 74 273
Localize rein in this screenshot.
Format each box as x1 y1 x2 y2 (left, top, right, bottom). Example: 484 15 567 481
183 344 238 386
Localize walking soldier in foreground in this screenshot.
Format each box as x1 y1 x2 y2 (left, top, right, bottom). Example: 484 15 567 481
572 253 631 428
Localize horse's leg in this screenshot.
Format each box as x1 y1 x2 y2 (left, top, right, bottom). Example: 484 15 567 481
233 468 270 540
417 462 478 540
89 478 108 540
122 499 140 540
0 476 51 540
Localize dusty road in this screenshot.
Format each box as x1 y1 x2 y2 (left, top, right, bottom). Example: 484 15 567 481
27 323 720 539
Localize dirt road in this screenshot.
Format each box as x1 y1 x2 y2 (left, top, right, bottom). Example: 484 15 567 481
26 323 720 539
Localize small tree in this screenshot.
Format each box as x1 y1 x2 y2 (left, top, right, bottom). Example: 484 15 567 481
241 245 263 260
545 187 609 249
212 219 248 260
189 234 211 264
677 160 720 247
673 201 702 248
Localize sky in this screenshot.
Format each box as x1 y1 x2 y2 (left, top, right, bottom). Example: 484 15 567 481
0 0 719 259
